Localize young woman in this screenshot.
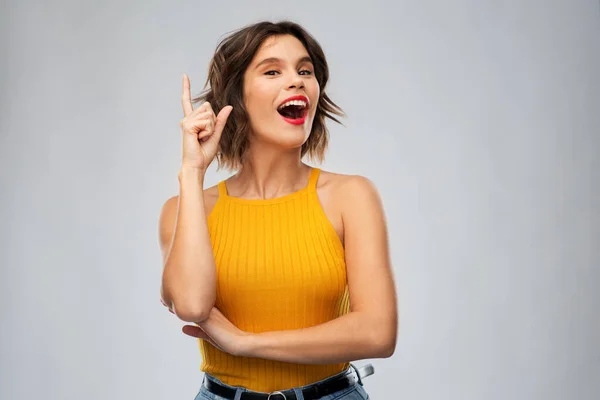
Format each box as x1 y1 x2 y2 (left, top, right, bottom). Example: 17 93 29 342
159 20 397 400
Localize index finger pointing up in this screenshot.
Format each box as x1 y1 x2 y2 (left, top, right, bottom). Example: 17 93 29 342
181 73 193 117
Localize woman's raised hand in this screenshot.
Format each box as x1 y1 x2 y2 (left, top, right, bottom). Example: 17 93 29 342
179 74 233 171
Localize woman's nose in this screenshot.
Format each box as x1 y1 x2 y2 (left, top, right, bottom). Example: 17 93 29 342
287 76 305 89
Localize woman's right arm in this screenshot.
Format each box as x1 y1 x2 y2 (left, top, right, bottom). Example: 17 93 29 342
158 74 233 323
159 168 216 323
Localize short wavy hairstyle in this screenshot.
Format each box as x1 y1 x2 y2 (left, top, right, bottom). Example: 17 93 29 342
192 20 344 171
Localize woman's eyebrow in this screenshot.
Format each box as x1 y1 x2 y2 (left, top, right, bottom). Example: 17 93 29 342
297 56 313 65
255 57 280 69
254 56 313 70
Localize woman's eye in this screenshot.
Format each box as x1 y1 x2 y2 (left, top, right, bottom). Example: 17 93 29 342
264 69 312 76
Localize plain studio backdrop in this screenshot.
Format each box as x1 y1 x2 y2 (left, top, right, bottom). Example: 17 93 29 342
1 0 599 399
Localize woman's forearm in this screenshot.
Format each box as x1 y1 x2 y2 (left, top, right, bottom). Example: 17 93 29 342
243 311 396 364
161 167 216 322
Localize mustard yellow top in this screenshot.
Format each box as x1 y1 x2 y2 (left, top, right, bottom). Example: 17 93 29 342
200 168 350 392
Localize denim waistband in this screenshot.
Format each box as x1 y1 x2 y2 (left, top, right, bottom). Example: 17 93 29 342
203 363 364 396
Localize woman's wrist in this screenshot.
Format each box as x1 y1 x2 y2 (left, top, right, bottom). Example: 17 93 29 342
178 166 207 184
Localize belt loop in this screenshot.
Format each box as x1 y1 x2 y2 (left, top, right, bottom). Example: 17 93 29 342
233 387 243 400
350 363 364 386
292 387 304 400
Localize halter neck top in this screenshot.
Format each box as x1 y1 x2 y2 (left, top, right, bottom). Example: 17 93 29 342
199 168 350 392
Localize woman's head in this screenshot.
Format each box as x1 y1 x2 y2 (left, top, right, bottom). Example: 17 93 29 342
194 21 343 170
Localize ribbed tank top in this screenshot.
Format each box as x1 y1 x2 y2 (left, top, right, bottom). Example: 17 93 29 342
200 168 350 392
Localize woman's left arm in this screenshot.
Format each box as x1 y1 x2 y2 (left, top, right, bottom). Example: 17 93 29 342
183 176 398 365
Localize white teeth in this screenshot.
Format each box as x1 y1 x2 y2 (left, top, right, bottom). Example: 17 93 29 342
278 99 307 109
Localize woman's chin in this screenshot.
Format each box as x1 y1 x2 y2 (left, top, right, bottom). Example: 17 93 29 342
271 134 309 150
253 127 310 149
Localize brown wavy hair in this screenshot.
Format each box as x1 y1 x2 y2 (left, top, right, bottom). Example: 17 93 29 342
192 20 344 171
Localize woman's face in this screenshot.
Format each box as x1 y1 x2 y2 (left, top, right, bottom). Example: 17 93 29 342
243 34 320 151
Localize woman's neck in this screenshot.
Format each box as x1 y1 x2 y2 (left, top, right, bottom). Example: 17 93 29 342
228 147 312 200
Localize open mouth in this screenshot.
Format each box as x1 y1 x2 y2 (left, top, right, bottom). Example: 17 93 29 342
277 96 309 124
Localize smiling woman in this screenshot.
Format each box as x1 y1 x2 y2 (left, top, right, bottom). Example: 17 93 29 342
158 20 397 400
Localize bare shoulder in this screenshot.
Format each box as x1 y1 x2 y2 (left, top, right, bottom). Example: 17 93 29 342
317 170 382 211
315 170 383 244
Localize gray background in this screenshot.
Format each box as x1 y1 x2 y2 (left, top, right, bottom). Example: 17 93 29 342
1 0 599 399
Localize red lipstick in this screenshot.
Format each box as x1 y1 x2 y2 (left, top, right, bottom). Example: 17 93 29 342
278 95 309 125
278 95 309 108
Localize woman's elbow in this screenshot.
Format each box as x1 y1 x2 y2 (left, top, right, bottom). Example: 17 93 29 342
372 336 396 358
173 305 211 323
369 321 397 358
379 338 397 358
161 289 213 322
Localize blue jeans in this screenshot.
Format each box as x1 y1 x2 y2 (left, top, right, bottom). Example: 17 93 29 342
194 365 370 400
